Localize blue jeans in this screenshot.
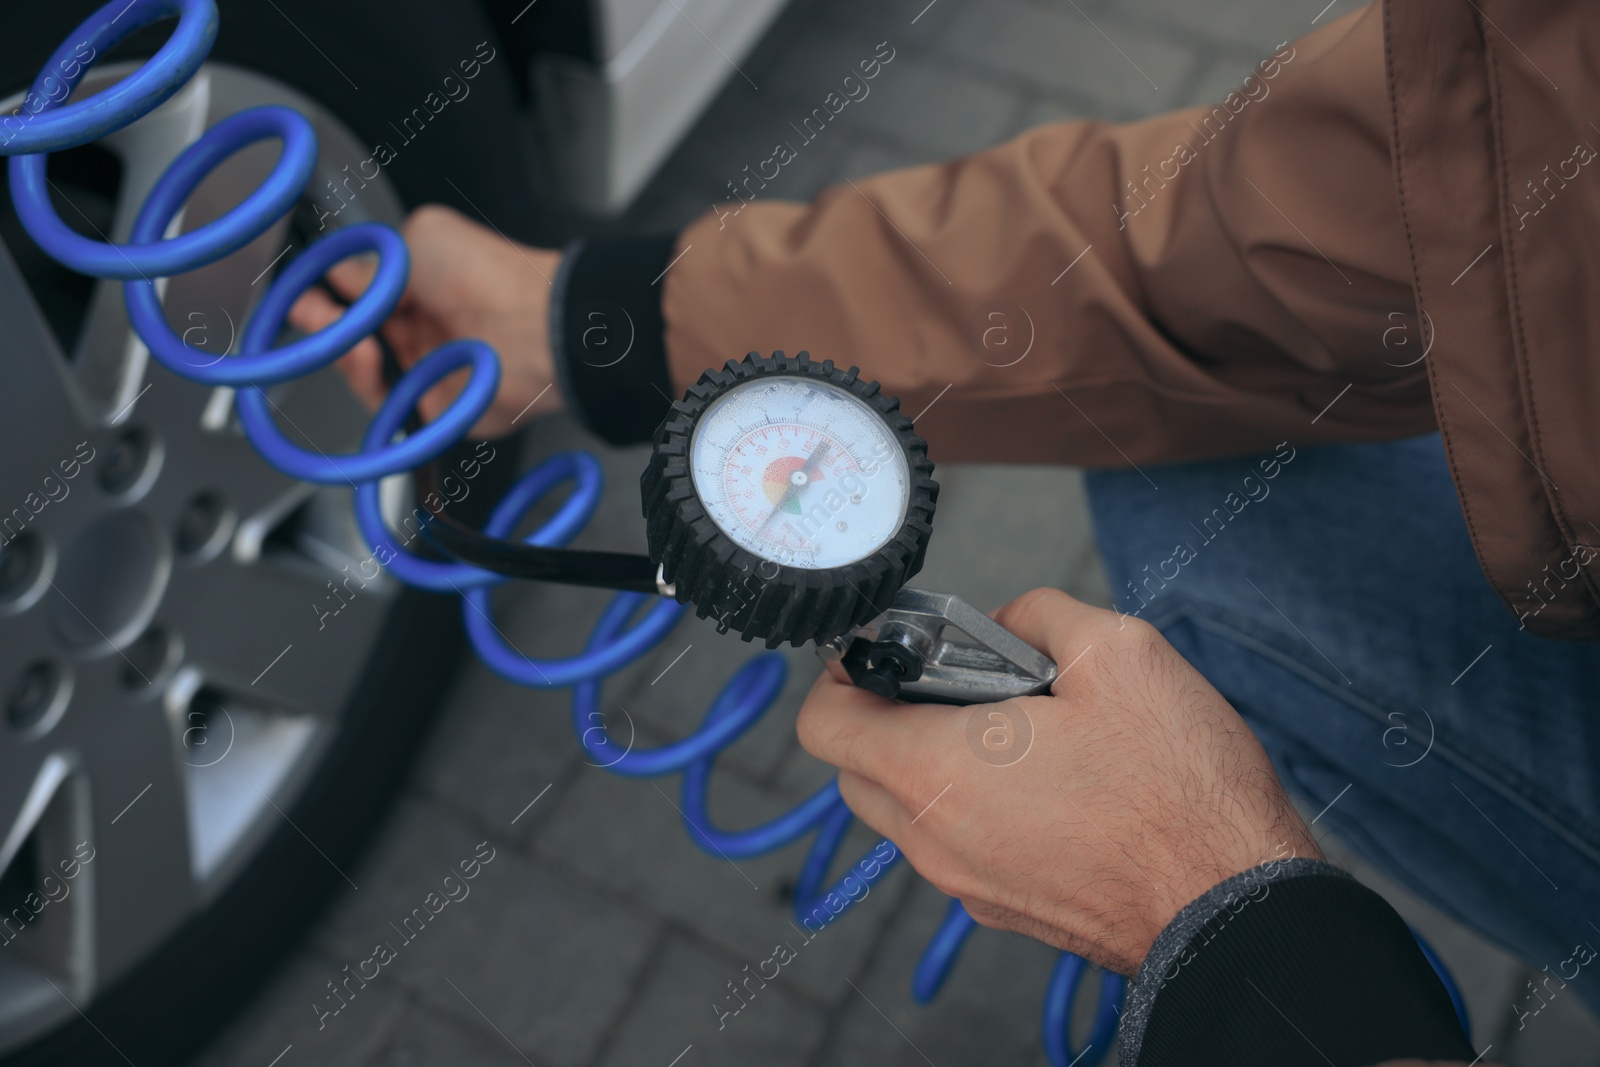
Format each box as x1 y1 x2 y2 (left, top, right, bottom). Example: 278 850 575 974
1085 434 1600 1014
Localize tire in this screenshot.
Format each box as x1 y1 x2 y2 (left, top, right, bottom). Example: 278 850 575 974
0 4 532 1063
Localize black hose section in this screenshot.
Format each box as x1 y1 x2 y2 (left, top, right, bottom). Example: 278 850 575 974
414 461 661 592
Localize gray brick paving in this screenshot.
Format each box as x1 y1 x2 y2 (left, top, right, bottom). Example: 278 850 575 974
942 0 1201 116
1507 980 1600 1066
197 0 1600 1064
533 756 909 1004
594 607 813 781
595 936 827 1067
1108 0 1347 53
913 466 1097 611
753 10 921 110
192 946 408 1067
817 877 1066 1067
308 798 660 1067
412 657 579 843
368 1007 532 1067
846 53 1031 159
837 139 943 184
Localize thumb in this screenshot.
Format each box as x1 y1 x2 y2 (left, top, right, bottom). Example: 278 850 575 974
989 587 1105 669
325 254 381 302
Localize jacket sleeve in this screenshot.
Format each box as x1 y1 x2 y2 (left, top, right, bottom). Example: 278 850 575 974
1120 859 1479 1067
659 3 1432 467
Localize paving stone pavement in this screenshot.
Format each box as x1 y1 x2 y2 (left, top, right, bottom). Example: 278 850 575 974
197 0 1600 1064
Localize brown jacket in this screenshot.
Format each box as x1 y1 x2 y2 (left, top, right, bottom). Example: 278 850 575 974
660 0 1600 642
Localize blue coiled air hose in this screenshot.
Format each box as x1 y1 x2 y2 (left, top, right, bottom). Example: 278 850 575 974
2 2 1468 1061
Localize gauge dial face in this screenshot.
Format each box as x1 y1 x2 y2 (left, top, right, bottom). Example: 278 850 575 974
688 376 912 570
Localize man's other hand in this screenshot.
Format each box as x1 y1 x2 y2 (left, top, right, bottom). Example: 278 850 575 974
288 204 562 438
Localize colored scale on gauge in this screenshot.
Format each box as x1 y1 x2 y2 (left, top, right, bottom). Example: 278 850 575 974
761 451 821 511
721 424 844 547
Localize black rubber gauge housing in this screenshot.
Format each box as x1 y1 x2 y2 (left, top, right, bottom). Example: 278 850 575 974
642 351 938 647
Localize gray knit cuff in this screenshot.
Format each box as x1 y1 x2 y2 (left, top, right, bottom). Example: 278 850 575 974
1117 857 1351 1066
546 237 584 411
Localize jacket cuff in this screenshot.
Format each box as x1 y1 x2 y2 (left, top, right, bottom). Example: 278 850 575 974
1119 858 1473 1067
550 234 678 445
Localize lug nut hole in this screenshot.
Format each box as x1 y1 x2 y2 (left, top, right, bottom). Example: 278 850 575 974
175 491 234 562
6 658 70 736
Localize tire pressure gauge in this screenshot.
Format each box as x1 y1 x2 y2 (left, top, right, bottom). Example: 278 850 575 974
430 347 1051 702
642 351 938 647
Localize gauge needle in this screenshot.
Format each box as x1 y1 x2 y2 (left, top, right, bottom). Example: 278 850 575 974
756 439 832 535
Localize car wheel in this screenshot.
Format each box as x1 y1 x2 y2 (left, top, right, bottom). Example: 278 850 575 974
0 6 530 1063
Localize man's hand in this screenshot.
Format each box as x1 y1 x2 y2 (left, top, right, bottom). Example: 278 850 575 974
797 588 1320 976
288 205 563 438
